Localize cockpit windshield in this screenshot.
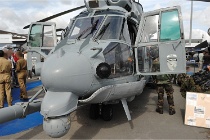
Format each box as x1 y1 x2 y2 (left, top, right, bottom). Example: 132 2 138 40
96 16 130 42
69 15 130 43
69 16 104 40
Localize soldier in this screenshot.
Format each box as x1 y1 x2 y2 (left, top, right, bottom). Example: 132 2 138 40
155 74 176 115
0 50 12 108
16 51 28 100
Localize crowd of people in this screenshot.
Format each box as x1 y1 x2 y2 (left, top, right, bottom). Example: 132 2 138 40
191 47 210 71
177 46 210 99
152 46 210 116
0 46 28 108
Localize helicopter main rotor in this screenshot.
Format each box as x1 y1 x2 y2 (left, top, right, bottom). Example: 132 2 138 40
23 5 85 29
188 0 210 1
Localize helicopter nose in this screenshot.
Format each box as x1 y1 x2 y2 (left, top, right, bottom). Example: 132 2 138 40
41 50 94 95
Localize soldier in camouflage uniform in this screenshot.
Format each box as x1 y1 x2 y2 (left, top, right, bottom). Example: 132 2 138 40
177 73 187 86
180 74 202 98
155 74 175 115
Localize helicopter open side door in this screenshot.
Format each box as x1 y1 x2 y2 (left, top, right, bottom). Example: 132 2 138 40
135 6 186 75
26 22 57 71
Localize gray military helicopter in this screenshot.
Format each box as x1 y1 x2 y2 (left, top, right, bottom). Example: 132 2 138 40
0 0 186 138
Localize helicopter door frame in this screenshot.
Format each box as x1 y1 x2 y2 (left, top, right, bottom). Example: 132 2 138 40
27 22 57 57
26 22 57 71
134 6 186 75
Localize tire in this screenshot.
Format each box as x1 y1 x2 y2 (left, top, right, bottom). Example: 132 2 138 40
101 104 113 121
89 104 99 120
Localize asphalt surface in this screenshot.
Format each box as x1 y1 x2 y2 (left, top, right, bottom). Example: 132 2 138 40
1 81 210 139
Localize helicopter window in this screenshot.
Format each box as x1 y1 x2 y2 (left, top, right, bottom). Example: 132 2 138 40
137 45 160 73
69 16 104 40
103 42 133 78
28 24 42 47
43 25 54 47
160 10 181 41
141 15 159 43
96 16 130 43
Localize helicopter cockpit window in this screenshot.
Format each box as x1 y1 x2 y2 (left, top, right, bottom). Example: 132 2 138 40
141 15 159 43
69 16 104 40
96 16 130 43
29 24 42 47
103 42 133 78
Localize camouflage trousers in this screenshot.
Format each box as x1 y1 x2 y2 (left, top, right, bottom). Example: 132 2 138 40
156 84 175 110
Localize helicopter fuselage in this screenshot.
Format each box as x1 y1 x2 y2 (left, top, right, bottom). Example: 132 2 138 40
41 12 140 96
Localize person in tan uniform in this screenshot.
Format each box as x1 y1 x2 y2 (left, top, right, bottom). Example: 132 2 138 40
0 50 12 108
16 51 28 100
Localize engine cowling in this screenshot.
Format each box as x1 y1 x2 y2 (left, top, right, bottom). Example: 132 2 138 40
85 0 132 12
107 0 132 11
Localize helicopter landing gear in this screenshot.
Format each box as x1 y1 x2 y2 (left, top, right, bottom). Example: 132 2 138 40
89 104 100 120
101 104 113 121
89 104 113 121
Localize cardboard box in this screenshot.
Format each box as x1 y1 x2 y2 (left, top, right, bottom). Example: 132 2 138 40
185 92 210 128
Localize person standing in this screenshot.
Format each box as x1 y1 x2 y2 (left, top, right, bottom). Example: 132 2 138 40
16 51 28 100
11 49 19 87
23 51 32 79
198 50 204 71
202 48 210 69
155 74 176 115
0 50 12 108
6 46 18 88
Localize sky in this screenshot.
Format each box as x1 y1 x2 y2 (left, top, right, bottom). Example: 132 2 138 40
0 0 209 40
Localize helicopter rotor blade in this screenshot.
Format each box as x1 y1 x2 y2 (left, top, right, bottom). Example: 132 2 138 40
23 5 86 29
188 0 210 2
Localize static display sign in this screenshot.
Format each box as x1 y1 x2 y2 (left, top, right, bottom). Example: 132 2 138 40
185 92 210 128
0 34 12 43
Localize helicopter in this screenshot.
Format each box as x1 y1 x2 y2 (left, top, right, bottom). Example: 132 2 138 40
0 0 186 138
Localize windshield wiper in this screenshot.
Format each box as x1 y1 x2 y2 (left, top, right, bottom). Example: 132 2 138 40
96 22 110 40
77 19 99 40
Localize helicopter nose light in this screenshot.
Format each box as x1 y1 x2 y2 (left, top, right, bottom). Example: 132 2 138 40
96 63 111 79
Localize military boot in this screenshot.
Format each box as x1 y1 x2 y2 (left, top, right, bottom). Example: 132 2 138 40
156 107 163 114
169 108 176 115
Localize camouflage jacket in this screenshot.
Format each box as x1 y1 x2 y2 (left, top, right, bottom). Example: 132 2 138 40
155 74 172 85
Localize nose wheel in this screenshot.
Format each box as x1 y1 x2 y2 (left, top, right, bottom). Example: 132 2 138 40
89 104 100 120
101 104 113 121
89 104 113 121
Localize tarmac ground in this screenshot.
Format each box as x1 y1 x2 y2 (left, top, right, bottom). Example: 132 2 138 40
1 78 210 139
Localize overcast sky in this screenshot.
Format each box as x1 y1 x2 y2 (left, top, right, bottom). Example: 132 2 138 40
0 0 209 40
